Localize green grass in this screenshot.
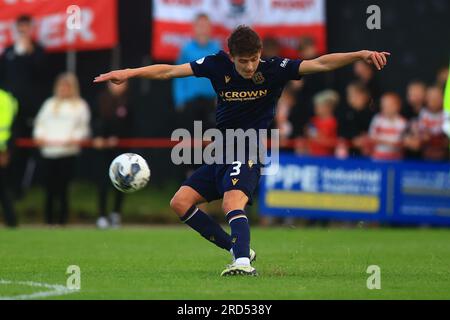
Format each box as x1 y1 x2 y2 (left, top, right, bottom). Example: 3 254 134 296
12 181 256 224
1 227 450 299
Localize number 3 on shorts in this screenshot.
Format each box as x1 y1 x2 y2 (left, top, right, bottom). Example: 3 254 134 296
230 161 242 176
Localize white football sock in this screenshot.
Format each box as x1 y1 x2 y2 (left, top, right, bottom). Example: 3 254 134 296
235 257 250 266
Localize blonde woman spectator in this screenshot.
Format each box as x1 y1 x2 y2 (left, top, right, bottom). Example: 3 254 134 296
33 73 90 225
369 93 407 160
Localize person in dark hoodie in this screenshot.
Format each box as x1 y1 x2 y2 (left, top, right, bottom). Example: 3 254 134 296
338 81 375 157
92 81 134 229
0 15 47 199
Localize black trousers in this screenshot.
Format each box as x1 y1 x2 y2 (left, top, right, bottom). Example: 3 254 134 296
9 120 35 199
42 156 75 225
95 149 124 217
0 166 17 227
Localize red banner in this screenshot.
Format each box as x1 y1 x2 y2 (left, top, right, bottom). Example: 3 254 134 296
0 0 118 54
152 0 327 61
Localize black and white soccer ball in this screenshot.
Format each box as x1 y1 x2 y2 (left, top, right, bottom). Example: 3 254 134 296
109 153 150 193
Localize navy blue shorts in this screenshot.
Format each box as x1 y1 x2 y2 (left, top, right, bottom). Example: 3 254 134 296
182 161 261 205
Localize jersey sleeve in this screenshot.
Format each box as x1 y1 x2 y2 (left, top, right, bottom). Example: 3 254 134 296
274 57 303 81
189 54 217 79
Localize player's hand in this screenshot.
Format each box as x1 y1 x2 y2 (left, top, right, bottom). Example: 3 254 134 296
360 50 390 70
94 69 130 85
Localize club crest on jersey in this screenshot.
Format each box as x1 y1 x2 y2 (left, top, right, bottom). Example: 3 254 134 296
280 58 289 68
225 75 231 84
252 72 265 84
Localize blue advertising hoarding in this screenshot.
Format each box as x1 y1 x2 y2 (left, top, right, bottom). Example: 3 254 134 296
259 154 450 226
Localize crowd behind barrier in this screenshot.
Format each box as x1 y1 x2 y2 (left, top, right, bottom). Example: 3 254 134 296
0 15 449 228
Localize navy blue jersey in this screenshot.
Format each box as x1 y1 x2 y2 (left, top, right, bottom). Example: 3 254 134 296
190 50 302 131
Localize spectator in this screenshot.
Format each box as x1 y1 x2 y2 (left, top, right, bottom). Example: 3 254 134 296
289 37 333 137
436 66 449 90
0 15 47 199
173 13 220 132
338 82 375 157
0 88 18 227
403 80 426 159
262 81 297 228
369 93 407 161
404 80 426 119
443 65 450 139
416 86 448 161
300 90 339 157
261 37 281 60
33 73 90 225
93 81 133 229
353 60 382 104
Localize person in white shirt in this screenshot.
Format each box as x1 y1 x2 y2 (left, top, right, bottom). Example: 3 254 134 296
33 73 90 225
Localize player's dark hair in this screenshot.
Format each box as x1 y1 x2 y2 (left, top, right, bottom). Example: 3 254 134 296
16 15 32 25
227 25 262 57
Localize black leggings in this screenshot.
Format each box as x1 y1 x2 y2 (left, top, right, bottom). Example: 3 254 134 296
43 156 75 225
96 150 124 217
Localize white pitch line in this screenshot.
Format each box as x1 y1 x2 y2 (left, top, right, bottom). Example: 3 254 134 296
0 279 79 300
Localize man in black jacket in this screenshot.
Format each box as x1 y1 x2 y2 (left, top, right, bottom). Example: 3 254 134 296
0 15 47 199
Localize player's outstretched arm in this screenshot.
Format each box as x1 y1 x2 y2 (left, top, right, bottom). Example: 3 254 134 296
299 50 390 75
93 63 194 85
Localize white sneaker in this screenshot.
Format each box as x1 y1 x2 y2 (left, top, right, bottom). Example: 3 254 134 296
96 217 110 229
231 248 257 264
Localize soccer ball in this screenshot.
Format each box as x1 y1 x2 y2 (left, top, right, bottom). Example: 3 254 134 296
109 153 150 193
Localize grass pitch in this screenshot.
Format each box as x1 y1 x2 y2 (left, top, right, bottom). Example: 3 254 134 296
0 227 449 300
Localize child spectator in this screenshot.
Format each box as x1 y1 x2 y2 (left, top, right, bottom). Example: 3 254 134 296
417 86 449 161
369 93 407 160
33 73 90 225
302 90 339 157
275 83 297 149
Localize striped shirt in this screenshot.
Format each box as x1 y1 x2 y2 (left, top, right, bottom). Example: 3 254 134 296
418 109 444 136
369 114 407 160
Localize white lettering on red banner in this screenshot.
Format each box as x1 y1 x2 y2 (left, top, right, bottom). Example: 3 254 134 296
0 0 117 54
